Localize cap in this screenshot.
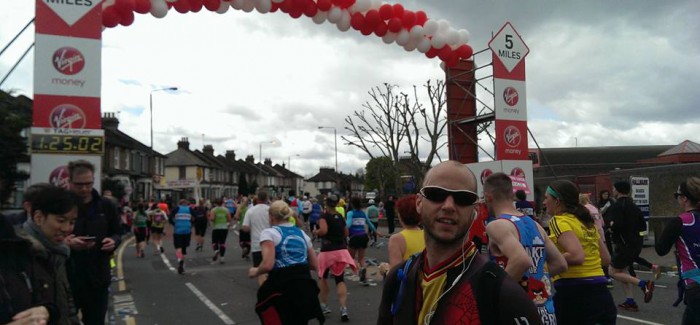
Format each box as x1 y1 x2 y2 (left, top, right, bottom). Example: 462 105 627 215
303 195 308 200
326 194 339 206
368 199 375 204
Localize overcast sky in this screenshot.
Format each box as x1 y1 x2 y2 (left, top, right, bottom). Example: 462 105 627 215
1 1 698 177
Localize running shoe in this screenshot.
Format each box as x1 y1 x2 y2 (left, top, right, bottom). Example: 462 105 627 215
177 260 184 274
213 250 220 262
642 280 655 303
219 257 225 264
617 302 639 312
340 307 349 322
320 305 331 315
159 246 164 253
652 264 662 280
359 268 367 283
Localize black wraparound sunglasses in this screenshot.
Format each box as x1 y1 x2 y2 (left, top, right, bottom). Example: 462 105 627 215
419 186 479 207
674 192 684 199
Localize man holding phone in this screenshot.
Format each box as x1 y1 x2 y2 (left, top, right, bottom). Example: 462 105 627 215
66 160 122 325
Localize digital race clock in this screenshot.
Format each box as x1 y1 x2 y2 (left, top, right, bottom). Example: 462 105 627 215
31 134 104 155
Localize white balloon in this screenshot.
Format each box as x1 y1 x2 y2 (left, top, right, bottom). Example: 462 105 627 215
438 19 449 32
409 25 424 41
241 0 255 12
423 19 438 37
312 10 328 24
458 29 470 44
370 0 381 10
354 0 371 13
446 28 460 45
328 7 343 23
231 0 244 10
417 37 431 53
103 0 115 9
403 39 418 52
337 12 351 31
382 32 397 44
431 32 447 49
271 0 284 3
396 29 410 46
255 0 271 13
216 1 230 13
150 0 168 18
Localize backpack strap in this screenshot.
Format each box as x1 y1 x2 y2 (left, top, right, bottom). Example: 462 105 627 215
391 252 420 316
474 261 505 325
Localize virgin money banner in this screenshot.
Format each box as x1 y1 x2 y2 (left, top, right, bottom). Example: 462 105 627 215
34 34 101 97
466 160 534 201
29 154 102 191
495 120 528 160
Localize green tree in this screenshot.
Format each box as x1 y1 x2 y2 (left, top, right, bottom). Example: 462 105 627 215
365 157 398 199
0 90 31 207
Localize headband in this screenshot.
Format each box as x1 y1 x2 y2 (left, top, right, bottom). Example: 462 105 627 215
546 186 560 199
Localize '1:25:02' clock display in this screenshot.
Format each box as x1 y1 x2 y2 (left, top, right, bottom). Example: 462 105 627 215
31 134 104 154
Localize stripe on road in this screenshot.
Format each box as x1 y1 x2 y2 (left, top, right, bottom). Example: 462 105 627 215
117 236 135 292
185 282 236 325
617 315 664 325
161 250 176 272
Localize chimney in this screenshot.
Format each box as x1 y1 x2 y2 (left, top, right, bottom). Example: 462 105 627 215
177 137 190 150
225 150 236 161
245 155 255 163
264 158 272 166
101 112 119 131
203 145 214 156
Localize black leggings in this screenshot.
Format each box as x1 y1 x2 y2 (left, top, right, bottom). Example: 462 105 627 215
322 268 344 284
554 283 617 325
212 229 228 256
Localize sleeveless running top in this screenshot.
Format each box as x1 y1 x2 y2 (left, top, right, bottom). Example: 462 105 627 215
492 214 556 324
173 205 193 235
212 206 229 230
133 211 148 228
273 225 308 269
399 228 425 261
677 210 700 287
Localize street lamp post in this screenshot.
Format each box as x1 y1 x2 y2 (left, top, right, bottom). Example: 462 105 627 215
288 154 300 171
318 126 337 173
150 87 178 149
259 140 275 163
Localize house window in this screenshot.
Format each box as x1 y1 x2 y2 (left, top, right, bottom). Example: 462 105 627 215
113 147 120 169
179 166 186 180
124 151 130 170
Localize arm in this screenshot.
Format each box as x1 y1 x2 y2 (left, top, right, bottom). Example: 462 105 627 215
249 240 275 277
233 207 241 222
226 210 232 224
207 208 214 222
307 246 319 272
388 233 406 268
598 226 611 267
315 218 328 237
556 231 585 266
656 217 682 256
241 210 251 233
364 213 376 233
486 219 532 281
537 223 567 276
346 211 353 228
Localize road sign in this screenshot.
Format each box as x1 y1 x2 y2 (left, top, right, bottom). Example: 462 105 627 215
489 22 529 74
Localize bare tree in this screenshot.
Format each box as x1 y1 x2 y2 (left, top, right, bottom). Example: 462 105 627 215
343 80 448 193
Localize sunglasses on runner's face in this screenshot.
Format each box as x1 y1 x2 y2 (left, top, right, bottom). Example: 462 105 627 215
419 186 479 206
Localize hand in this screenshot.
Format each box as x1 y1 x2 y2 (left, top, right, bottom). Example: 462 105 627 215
376 231 383 238
66 235 96 250
10 306 49 325
101 237 116 252
248 267 259 278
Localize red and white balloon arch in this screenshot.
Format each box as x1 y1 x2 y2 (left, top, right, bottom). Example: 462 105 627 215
101 0 474 67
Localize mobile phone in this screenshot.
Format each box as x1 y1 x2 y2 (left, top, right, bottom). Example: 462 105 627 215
82 236 96 241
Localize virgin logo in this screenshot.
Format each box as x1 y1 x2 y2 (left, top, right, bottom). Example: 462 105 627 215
480 169 493 185
52 47 85 75
50 104 86 129
510 167 525 178
49 166 70 189
504 126 521 148
503 87 519 106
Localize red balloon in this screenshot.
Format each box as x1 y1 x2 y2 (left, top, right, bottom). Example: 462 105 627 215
387 17 402 33
332 0 343 7
303 1 318 17
415 10 427 26
446 54 460 68
350 12 365 31
425 47 438 59
114 0 134 15
455 44 474 59
119 10 135 26
290 0 305 11
279 0 291 13
289 9 303 18
378 4 393 20
102 6 120 27
173 0 190 13
342 0 355 9
361 25 373 36
402 10 415 29
134 0 151 14
438 46 453 61
188 0 203 12
270 2 280 12
203 0 219 11
364 9 380 29
392 3 404 18
374 21 388 37
317 0 332 11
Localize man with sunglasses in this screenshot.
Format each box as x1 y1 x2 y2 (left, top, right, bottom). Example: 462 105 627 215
65 160 122 325
484 172 567 325
377 161 540 325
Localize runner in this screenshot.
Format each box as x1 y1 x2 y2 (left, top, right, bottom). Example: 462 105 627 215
309 198 322 241
209 198 232 264
170 199 194 274
314 194 357 322
346 196 378 286
235 196 251 259
150 203 168 254
192 199 208 252
243 190 271 286
366 199 380 246
248 200 324 324
132 202 149 258
387 194 424 268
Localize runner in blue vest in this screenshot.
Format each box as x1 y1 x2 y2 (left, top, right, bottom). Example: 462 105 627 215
484 172 567 324
346 196 377 286
170 199 194 274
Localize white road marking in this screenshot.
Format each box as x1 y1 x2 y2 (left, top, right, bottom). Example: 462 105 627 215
160 251 176 272
617 315 664 325
185 282 236 325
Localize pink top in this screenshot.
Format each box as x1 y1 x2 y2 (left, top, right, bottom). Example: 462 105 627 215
585 203 603 229
317 249 358 277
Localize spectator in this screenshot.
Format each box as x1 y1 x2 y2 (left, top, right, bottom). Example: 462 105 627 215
387 195 424 268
